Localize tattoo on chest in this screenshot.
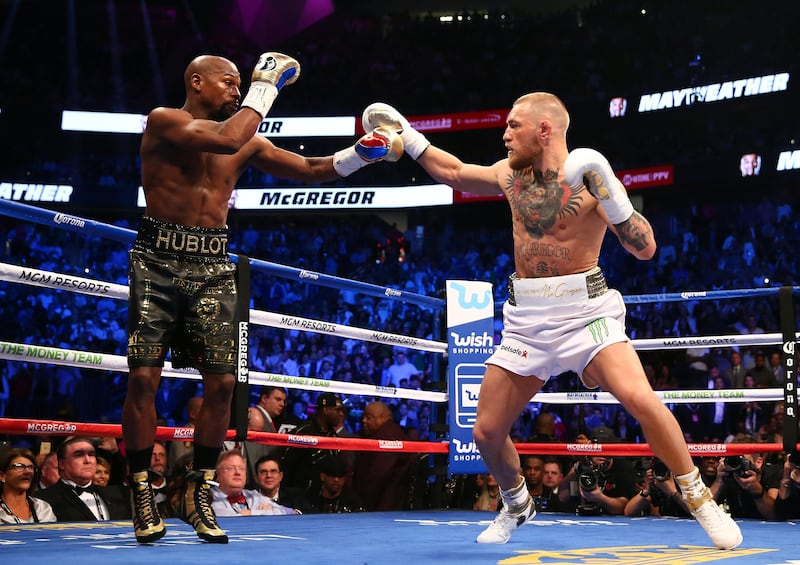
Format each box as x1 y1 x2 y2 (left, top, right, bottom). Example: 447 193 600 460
506 168 584 239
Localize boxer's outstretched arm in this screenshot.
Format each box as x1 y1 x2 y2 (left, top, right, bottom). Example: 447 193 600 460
418 145 504 197
243 127 403 182
361 102 502 196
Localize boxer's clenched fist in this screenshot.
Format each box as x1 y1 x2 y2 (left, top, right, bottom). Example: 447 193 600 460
241 52 300 118
333 127 404 177
362 102 430 160
564 148 634 225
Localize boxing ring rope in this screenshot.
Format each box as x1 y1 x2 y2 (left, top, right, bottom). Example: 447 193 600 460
0 338 445 403
0 261 789 405
0 416 794 459
1 199 797 462
0 263 446 355
0 199 443 310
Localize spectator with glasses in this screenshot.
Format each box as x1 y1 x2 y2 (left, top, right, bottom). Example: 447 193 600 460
210 450 297 516
0 447 56 524
253 454 314 514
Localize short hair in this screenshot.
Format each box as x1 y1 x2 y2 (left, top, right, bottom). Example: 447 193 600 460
56 437 96 460
254 454 283 473
216 449 244 465
260 385 287 398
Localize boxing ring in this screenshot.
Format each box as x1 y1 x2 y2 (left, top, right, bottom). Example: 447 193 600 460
1 199 799 564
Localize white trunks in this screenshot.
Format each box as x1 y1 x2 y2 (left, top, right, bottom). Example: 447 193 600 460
484 267 628 387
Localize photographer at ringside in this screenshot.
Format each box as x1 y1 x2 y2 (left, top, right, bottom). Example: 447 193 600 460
711 441 781 520
557 427 638 516
624 457 690 517
775 452 800 520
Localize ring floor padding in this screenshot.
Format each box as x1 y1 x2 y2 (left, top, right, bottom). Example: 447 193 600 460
0 510 796 564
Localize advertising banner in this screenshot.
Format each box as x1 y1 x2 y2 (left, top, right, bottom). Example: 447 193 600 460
445 280 495 474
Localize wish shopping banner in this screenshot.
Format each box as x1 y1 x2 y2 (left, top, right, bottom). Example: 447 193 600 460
445 280 495 474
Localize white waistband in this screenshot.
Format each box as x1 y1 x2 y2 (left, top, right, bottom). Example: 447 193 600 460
508 268 605 306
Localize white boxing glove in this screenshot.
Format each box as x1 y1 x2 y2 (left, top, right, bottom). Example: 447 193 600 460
241 52 301 118
563 148 634 224
361 102 430 160
333 126 404 177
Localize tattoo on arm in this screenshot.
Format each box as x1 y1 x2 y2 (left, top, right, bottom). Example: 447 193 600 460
615 211 652 251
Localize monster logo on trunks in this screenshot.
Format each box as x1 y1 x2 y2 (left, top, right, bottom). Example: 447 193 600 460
445 280 494 474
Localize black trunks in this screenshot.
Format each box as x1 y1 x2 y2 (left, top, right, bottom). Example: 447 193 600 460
127 216 238 373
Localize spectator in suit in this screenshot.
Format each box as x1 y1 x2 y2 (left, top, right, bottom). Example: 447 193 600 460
255 386 301 434
147 441 171 517
724 351 746 389
210 450 296 516
253 454 314 514
37 450 60 491
706 376 736 442
0 448 56 524
37 437 130 521
768 351 785 385
395 401 418 432
353 401 415 511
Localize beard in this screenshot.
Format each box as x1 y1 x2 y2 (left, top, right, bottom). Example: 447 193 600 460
508 146 540 171
210 102 238 122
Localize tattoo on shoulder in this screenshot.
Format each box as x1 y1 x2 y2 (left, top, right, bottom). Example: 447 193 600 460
505 168 585 239
615 211 652 251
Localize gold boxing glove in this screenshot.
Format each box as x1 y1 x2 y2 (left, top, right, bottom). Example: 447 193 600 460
241 52 300 118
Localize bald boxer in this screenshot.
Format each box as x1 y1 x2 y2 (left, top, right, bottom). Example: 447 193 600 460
363 95 742 549
123 52 402 546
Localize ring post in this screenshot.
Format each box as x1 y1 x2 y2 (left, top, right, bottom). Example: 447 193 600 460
778 286 798 454
232 254 251 442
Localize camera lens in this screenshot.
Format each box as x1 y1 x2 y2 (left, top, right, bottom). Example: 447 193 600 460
652 458 671 481
579 471 598 490
725 455 744 471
